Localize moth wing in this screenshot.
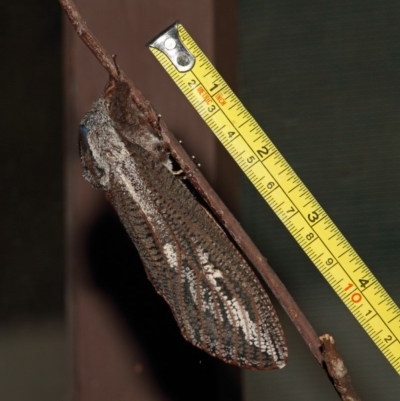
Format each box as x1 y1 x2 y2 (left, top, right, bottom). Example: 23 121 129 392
162 202 287 370
109 147 287 370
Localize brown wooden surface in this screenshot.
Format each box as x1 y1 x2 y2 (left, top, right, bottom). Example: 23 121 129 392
63 1 239 399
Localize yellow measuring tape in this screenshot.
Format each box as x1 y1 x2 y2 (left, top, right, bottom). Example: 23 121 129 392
147 22 400 374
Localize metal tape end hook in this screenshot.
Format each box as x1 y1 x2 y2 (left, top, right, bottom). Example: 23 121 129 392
146 21 195 72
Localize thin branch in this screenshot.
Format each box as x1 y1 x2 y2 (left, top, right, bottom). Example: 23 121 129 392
60 2 362 399
59 0 119 80
159 116 324 365
320 335 361 401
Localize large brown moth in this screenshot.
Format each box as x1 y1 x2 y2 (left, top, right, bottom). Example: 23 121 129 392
79 74 288 370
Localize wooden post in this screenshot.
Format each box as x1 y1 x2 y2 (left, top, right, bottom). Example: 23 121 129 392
62 1 240 399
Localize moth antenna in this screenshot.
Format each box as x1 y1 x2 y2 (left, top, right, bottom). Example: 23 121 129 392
112 54 121 77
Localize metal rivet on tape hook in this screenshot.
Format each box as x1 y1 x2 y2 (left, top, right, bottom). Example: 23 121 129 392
147 21 195 72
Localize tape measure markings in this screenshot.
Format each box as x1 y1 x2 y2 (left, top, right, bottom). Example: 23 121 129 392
148 23 400 374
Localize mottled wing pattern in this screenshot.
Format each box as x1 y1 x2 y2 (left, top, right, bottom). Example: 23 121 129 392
109 143 287 370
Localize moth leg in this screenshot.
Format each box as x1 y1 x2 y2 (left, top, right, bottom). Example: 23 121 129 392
104 191 112 203
172 168 184 176
155 113 163 134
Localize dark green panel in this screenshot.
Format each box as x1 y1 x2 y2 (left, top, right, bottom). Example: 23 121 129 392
238 1 400 400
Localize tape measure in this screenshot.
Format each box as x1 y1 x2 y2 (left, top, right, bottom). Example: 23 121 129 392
147 21 400 374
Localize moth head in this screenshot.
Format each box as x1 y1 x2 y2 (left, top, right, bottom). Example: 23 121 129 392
79 79 170 191
78 97 117 191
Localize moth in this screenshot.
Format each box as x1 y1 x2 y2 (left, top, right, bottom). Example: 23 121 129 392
79 75 288 370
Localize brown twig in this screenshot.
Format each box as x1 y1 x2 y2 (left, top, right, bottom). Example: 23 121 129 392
320 335 361 401
60 1 361 399
59 0 119 80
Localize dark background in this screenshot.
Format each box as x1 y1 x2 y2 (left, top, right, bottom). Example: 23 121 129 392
0 0 63 322
0 0 399 400
239 1 400 400
0 1 65 400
